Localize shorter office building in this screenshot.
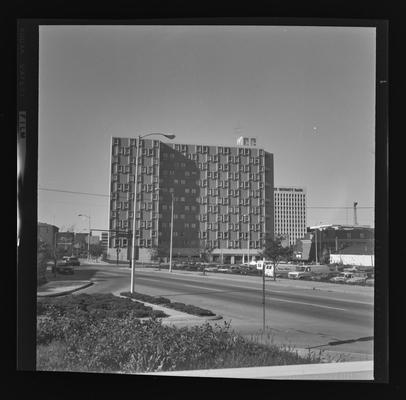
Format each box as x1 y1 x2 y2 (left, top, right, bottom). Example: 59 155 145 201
274 187 307 247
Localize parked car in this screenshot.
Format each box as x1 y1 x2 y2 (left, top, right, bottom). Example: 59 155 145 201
67 256 80 266
288 265 331 280
217 266 230 273
228 266 241 274
346 276 367 285
56 259 74 274
365 278 374 286
204 264 219 272
330 272 354 283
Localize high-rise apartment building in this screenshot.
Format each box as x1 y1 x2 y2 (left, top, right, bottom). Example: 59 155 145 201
274 186 307 246
108 137 274 264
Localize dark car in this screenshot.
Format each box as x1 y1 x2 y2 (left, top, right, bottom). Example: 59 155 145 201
56 259 74 274
67 257 80 266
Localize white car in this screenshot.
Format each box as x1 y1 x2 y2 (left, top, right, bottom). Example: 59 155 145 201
346 276 367 285
330 272 354 283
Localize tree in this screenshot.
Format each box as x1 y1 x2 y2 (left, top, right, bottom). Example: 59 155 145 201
89 243 103 258
258 235 293 281
37 238 53 286
149 243 170 263
199 242 214 263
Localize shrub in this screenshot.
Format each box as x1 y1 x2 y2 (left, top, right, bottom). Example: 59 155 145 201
120 292 215 317
37 317 323 373
37 293 168 320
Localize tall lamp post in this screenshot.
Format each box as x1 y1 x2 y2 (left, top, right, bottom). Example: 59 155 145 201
169 192 174 273
243 214 250 265
130 133 175 293
78 214 91 261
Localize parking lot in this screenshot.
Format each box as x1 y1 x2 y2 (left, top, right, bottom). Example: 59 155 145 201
143 261 374 287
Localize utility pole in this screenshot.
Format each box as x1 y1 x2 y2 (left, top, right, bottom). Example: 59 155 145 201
315 229 318 264
169 192 174 273
262 259 266 332
130 135 140 293
353 202 358 225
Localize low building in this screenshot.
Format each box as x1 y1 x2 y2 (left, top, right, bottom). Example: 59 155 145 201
330 243 375 267
294 224 374 264
101 232 109 255
37 222 59 250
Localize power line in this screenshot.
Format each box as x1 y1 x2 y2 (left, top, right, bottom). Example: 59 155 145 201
38 187 374 209
38 187 109 198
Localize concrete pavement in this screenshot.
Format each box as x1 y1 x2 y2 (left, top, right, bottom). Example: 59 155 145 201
142 360 374 380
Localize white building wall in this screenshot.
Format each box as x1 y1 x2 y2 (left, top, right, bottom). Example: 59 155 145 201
330 254 374 267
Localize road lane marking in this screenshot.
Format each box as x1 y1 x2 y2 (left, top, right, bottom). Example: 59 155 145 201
266 297 347 311
135 274 373 307
134 277 349 311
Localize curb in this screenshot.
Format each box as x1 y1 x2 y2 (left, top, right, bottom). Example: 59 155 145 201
37 281 94 297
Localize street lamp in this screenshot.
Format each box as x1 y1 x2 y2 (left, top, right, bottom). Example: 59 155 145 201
243 214 250 265
78 214 91 262
130 133 175 293
169 191 174 273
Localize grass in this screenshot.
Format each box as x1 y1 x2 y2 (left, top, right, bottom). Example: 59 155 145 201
36 293 341 373
37 315 325 373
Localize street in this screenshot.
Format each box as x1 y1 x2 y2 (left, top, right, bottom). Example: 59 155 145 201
55 262 374 359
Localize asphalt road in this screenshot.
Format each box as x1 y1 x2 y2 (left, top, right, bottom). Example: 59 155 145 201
65 263 374 359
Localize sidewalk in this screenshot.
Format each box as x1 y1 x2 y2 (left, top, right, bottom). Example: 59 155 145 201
142 360 374 380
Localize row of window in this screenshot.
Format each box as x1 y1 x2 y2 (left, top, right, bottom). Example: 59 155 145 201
200 197 261 206
112 201 159 211
200 212 265 221
112 147 160 158
198 222 264 231
198 163 264 172
161 204 198 212
113 138 160 147
202 240 264 249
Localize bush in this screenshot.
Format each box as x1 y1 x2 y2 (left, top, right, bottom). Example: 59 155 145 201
37 318 323 373
37 293 168 320
120 292 216 317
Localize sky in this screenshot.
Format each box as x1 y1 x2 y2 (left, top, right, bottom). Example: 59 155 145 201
38 25 376 234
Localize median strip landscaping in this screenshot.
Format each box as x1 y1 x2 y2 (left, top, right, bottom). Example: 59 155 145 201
120 291 216 317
